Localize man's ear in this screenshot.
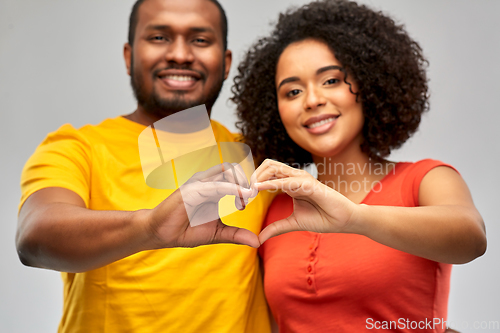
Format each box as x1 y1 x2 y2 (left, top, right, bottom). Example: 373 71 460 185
224 49 232 80
124 43 132 76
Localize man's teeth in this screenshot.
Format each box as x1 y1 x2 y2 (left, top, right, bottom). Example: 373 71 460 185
164 75 196 81
308 117 336 129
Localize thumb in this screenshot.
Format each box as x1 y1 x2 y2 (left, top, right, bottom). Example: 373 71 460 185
211 221 261 248
258 216 302 244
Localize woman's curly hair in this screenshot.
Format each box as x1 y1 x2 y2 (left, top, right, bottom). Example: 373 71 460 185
231 0 429 166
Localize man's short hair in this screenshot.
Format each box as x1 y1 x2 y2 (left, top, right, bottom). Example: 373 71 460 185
128 0 228 50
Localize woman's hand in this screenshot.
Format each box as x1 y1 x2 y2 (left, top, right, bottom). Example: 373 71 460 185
252 159 357 243
253 160 486 264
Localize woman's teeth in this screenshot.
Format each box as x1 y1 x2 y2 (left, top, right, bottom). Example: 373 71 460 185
308 117 336 129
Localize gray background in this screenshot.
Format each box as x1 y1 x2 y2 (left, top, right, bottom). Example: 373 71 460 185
1 0 499 332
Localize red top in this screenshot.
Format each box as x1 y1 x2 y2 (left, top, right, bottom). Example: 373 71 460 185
259 160 456 333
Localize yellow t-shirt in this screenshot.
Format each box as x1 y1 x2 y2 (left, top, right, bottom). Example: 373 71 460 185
20 116 275 333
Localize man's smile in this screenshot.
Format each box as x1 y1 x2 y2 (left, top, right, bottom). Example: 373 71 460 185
156 69 202 90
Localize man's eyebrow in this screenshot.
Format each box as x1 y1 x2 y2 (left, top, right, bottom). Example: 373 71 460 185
145 24 170 31
144 25 215 34
277 77 300 89
190 27 215 34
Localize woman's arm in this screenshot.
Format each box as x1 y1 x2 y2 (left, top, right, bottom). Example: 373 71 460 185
254 160 486 264
350 166 486 264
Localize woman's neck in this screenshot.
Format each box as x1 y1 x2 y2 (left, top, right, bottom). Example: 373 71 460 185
312 142 395 203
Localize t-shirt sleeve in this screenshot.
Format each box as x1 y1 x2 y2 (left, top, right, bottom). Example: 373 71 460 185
19 124 92 211
402 159 459 207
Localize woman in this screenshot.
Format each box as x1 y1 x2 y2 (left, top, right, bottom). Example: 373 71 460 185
232 0 486 332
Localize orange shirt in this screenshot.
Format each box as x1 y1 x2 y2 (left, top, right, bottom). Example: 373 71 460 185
259 160 456 333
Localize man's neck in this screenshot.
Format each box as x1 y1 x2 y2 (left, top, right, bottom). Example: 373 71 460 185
123 105 212 127
123 110 160 127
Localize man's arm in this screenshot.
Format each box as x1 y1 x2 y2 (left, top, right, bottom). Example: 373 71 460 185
17 169 259 273
17 187 157 273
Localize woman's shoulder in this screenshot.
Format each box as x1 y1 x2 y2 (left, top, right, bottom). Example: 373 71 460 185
396 159 458 177
394 159 460 206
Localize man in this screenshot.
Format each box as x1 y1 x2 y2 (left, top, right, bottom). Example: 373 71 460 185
16 0 274 332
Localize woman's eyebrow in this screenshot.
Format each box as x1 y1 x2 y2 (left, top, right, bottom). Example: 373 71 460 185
316 65 343 75
277 77 299 89
278 65 344 89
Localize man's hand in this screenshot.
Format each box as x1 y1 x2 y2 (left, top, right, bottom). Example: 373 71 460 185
144 162 259 249
16 162 257 273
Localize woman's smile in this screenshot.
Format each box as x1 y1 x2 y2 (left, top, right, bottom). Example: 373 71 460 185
303 114 340 134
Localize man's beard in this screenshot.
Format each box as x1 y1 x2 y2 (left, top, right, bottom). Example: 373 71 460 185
130 54 225 118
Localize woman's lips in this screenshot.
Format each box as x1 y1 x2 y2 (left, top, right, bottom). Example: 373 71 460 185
304 116 339 134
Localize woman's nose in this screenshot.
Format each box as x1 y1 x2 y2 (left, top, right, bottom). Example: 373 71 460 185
304 86 326 111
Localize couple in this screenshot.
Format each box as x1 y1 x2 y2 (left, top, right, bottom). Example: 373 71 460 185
16 0 485 332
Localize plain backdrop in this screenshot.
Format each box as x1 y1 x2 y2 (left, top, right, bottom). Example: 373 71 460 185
1 0 499 332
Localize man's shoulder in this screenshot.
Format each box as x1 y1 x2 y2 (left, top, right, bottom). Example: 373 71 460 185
46 116 143 144
210 120 243 143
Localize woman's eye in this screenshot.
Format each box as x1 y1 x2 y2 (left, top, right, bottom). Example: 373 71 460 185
325 78 339 85
286 89 301 97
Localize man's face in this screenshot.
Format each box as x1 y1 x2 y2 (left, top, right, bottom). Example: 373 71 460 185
125 0 231 118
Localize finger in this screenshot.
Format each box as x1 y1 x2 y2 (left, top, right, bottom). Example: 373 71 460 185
220 163 246 210
227 164 247 210
181 181 253 206
195 162 236 183
230 163 250 189
211 221 260 248
188 164 225 182
235 196 244 211
210 182 253 201
252 159 284 182
219 162 250 188
217 165 252 209
253 159 305 183
254 177 318 196
258 216 302 244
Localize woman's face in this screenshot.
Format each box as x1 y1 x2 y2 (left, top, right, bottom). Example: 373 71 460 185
276 39 364 159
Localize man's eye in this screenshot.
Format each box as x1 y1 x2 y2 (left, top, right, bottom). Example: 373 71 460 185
193 38 209 44
151 36 166 42
325 78 339 85
286 89 301 97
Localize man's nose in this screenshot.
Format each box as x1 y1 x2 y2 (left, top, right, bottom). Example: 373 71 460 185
304 86 327 111
165 38 195 64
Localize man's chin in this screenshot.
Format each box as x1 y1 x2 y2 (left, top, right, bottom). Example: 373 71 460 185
143 96 203 117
